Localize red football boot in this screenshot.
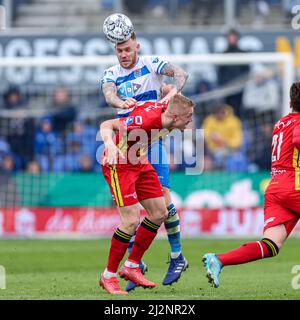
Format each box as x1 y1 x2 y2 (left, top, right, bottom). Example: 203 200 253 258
118 266 156 288
99 273 128 295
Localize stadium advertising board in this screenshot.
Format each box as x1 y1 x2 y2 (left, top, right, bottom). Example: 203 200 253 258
1 207 300 238
0 30 298 85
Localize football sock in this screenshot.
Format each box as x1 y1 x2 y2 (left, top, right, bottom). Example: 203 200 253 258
127 233 135 254
218 238 279 266
165 203 182 256
107 228 131 273
128 217 160 264
124 260 139 268
103 268 117 279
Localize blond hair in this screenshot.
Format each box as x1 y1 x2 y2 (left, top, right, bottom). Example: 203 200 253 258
168 94 195 115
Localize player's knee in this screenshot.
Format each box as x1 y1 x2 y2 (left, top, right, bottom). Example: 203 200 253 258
120 214 140 234
261 238 280 257
154 208 168 224
121 222 139 235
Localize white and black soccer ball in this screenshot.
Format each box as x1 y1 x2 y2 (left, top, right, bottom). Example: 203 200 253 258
103 13 134 44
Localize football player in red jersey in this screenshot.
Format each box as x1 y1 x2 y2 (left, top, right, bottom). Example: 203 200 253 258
99 94 194 294
203 82 300 288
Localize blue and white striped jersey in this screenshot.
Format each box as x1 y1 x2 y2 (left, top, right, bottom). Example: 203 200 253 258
101 56 168 115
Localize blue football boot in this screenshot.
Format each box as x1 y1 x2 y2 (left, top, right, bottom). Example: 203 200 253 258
162 253 189 285
202 253 222 288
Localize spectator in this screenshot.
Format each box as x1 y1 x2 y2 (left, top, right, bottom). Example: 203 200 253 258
66 120 97 158
218 29 250 118
192 78 215 127
47 87 77 133
253 0 270 27
0 86 33 167
2 86 27 110
79 155 93 172
34 117 61 172
202 103 247 171
190 0 219 25
242 64 280 126
26 160 41 174
1 154 15 173
125 0 147 15
253 123 273 170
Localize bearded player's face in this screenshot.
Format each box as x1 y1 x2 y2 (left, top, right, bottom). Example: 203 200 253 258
115 38 140 69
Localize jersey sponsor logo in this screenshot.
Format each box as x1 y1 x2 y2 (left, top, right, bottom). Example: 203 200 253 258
132 82 141 94
264 217 276 228
275 119 296 130
123 116 134 126
117 82 134 98
124 192 137 199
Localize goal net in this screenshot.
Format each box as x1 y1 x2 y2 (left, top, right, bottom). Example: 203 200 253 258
0 52 296 237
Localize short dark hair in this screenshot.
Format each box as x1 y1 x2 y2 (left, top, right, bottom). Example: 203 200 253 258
130 32 137 41
290 82 300 112
115 32 137 46
227 28 239 38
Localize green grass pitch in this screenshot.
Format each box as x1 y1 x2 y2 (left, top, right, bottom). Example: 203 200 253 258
0 238 299 300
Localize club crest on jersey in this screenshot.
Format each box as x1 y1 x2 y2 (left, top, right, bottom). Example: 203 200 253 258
134 68 142 78
124 116 133 125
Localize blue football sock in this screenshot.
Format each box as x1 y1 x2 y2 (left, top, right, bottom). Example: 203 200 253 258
127 233 135 254
165 203 182 255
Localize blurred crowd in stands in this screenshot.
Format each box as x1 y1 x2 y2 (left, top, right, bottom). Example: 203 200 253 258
121 0 299 26
6 0 300 29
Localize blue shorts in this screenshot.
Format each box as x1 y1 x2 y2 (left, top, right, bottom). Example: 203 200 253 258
148 139 170 189
117 112 170 189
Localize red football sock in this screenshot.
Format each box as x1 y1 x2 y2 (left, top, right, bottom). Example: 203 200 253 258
106 228 131 273
218 239 278 266
128 218 160 264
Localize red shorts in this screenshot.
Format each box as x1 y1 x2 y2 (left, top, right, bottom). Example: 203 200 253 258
101 163 163 207
264 191 300 236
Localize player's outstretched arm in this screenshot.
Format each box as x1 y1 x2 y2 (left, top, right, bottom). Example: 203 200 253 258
102 83 137 109
100 119 124 165
159 63 188 103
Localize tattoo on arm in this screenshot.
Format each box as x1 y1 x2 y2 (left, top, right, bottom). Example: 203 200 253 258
102 83 124 108
160 63 188 92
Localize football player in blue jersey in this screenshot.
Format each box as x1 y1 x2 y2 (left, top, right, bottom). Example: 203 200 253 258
101 31 189 291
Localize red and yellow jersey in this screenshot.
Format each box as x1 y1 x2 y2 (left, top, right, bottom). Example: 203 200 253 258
104 101 167 165
266 112 300 193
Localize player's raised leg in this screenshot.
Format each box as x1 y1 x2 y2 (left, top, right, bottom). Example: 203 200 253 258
203 223 291 288
119 196 168 288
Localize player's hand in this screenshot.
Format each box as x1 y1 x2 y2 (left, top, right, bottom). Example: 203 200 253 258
120 98 137 109
159 87 178 104
102 143 125 166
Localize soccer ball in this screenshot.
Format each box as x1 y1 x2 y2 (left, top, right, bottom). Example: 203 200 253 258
103 13 134 44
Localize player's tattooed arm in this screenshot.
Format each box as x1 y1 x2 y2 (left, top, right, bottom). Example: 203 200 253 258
102 83 124 109
160 63 188 92
102 83 137 109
